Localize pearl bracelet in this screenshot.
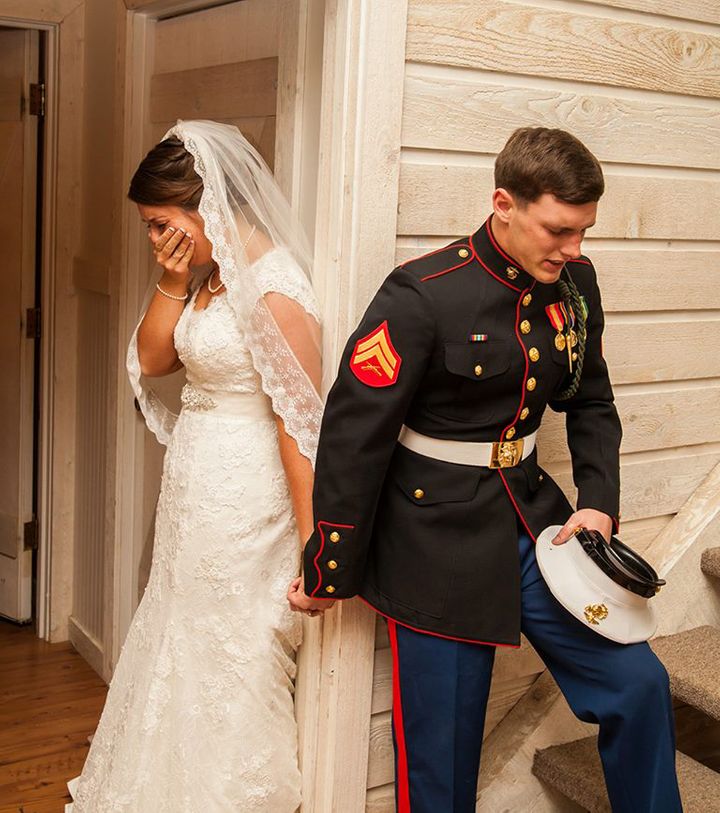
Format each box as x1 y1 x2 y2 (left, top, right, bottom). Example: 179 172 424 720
156 282 189 301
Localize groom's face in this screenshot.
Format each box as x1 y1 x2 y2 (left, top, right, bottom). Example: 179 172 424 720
492 191 598 284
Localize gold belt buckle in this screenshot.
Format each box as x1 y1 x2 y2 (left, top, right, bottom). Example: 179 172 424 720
489 438 524 469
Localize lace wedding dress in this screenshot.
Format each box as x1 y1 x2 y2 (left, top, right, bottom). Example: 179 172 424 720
67 248 318 812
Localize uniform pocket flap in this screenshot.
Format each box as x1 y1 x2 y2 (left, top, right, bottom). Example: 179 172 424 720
444 340 510 381
391 446 483 505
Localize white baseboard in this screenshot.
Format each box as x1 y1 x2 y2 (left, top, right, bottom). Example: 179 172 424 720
68 615 106 682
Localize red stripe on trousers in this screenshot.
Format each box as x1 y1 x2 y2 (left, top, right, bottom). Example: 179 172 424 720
388 620 412 812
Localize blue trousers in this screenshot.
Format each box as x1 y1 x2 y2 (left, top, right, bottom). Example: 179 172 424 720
388 532 681 813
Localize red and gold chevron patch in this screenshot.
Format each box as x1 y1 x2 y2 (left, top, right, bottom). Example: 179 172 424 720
350 321 402 387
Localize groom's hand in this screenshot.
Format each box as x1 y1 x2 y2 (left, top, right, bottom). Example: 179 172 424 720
551 508 613 545
287 576 335 617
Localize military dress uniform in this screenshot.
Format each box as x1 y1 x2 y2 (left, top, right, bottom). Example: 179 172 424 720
303 217 681 812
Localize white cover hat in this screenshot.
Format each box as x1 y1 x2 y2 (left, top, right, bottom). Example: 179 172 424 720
535 525 658 644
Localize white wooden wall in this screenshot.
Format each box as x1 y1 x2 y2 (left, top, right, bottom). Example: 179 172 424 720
151 0 279 159
73 289 110 646
69 0 119 676
365 0 720 808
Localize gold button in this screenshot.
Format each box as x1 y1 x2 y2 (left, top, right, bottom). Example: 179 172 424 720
474 364 483 377
522 294 532 307
520 320 531 335
520 407 530 420
539 474 544 482
526 377 537 391
329 531 340 543
528 347 539 362
327 560 338 570
458 248 469 258
572 352 578 362
414 488 425 500
325 585 336 594
506 427 516 439
506 266 519 280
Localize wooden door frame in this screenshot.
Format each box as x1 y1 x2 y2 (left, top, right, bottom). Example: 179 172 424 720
301 2 410 809
0 1 83 643
113 1 332 803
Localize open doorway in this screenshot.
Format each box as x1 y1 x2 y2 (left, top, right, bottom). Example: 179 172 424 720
113 0 325 663
0 26 45 626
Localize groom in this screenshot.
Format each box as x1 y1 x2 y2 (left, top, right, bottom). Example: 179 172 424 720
289 128 681 812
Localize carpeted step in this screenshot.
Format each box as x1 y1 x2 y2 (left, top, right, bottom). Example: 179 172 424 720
651 626 720 721
701 547 720 579
533 736 720 813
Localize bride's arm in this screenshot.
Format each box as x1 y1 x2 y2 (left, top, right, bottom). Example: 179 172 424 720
138 228 194 376
275 416 315 544
137 284 187 376
264 291 319 544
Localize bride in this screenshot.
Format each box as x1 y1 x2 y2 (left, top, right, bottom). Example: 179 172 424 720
67 120 328 811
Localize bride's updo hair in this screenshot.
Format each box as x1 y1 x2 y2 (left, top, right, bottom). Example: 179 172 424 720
128 136 204 209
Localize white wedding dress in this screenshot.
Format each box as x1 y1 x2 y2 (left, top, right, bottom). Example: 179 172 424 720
67 249 317 812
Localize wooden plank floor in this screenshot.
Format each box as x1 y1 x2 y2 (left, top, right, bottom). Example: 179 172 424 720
0 621 106 813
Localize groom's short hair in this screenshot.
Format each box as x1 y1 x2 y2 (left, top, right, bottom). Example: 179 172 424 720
495 127 604 206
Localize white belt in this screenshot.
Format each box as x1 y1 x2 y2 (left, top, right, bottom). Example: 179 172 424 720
181 383 275 421
398 425 537 469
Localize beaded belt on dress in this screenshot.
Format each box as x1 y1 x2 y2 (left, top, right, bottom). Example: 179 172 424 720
181 382 274 421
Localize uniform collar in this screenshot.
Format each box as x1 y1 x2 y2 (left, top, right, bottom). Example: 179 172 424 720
470 216 535 293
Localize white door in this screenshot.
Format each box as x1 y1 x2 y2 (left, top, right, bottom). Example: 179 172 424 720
0 28 39 622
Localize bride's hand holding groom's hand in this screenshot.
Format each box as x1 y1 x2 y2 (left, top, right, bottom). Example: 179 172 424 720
287 576 335 617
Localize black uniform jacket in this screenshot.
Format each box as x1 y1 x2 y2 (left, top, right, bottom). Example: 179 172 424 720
303 217 622 647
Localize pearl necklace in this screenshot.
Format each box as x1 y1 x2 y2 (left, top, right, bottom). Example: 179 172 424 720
207 225 257 294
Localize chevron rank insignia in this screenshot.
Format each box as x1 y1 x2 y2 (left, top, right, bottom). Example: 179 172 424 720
350 321 402 387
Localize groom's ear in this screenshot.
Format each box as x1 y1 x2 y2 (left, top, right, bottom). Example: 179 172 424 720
492 188 516 224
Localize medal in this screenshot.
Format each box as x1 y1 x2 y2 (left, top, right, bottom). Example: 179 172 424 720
560 302 578 374
546 303 567 354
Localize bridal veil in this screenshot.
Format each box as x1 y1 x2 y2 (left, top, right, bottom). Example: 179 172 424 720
126 119 323 464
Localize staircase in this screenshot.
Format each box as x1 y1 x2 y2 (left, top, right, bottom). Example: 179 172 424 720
532 548 720 812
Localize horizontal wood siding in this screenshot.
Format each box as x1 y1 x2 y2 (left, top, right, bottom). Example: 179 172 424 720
405 1 720 98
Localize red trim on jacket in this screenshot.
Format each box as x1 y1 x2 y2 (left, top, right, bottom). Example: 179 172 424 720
310 521 356 598
360 597 520 649
469 239 522 293
567 257 591 266
497 470 537 542
388 620 412 813
402 242 466 266
502 283 536 441
485 217 523 268
419 245 474 282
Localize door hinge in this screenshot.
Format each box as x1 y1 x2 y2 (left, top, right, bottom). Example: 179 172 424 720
24 518 38 551
29 83 45 117
26 307 41 339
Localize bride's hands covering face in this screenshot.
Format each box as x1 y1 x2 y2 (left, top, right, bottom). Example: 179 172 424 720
153 225 195 280
138 203 215 273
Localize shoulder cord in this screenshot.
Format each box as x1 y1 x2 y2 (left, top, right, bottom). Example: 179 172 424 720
554 269 587 401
